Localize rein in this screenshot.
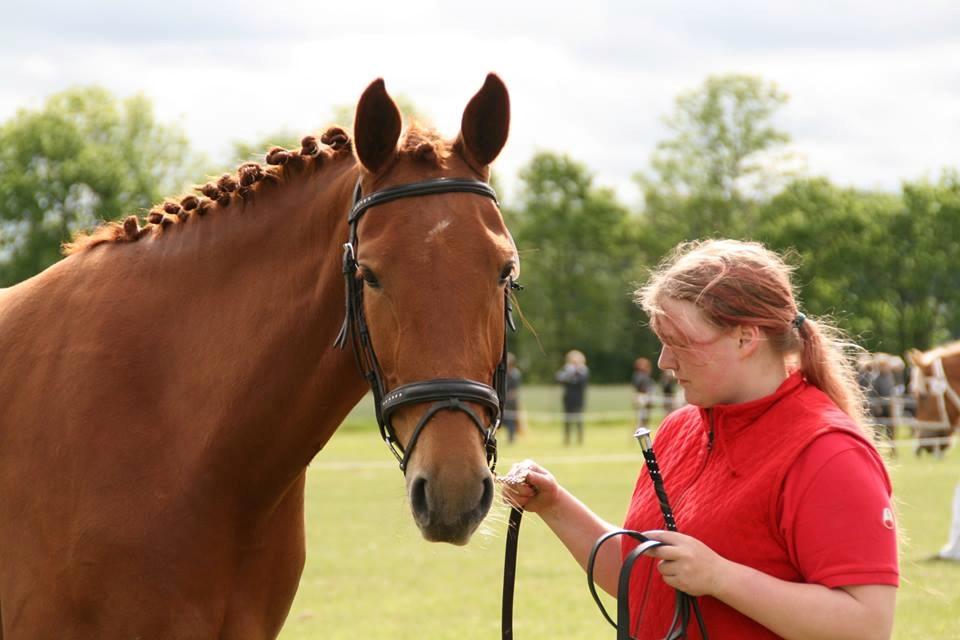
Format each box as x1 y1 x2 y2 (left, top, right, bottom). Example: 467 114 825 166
334 176 519 472
501 428 708 639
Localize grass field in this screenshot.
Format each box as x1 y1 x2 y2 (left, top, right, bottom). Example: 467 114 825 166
279 386 960 639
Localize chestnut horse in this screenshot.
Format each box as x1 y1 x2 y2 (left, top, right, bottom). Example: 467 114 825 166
907 342 960 456
0 75 515 638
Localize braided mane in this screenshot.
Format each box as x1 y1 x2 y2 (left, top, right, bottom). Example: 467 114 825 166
62 127 354 255
64 122 455 256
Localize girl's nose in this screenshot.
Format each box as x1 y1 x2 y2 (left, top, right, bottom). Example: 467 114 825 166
658 345 676 371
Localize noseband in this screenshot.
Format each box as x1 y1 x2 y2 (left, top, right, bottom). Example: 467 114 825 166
334 176 519 473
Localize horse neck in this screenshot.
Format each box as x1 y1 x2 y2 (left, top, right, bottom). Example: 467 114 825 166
109 158 367 498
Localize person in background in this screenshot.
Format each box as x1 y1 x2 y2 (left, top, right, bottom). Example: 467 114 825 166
889 355 906 397
659 367 681 412
503 239 897 640
631 357 655 428
887 354 908 435
502 352 523 443
556 350 589 445
856 353 876 394
871 354 898 457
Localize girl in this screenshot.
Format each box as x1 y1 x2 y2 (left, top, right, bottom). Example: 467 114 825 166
503 240 897 639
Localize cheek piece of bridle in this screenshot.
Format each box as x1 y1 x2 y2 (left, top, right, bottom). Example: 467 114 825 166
334 176 521 474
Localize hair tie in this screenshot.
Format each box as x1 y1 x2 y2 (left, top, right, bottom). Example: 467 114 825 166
793 312 806 330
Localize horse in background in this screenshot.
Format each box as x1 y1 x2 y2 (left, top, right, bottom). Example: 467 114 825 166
0 75 514 639
907 342 960 457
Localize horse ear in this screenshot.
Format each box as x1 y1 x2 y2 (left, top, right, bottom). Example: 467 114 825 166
906 349 923 367
354 78 402 174
458 73 510 168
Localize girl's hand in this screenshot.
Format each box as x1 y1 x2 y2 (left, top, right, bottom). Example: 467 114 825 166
642 530 731 597
498 459 560 514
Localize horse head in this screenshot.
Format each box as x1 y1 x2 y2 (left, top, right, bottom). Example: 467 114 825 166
349 75 515 544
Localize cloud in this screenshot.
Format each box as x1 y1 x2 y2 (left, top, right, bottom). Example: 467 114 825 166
1 1 957 201
641 1 960 51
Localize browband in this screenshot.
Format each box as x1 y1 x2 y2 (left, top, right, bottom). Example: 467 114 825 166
349 178 498 224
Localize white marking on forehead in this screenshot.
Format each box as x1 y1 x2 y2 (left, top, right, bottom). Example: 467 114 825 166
425 218 452 243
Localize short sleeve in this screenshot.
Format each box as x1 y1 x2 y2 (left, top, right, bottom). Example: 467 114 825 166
779 432 899 588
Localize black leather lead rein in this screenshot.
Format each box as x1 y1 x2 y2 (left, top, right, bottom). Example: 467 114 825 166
335 176 519 473
501 429 708 639
502 520 673 640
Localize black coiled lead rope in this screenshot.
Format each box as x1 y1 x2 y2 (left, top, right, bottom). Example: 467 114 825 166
501 427 708 639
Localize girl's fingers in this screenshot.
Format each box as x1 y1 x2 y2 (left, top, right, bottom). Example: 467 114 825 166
497 460 557 512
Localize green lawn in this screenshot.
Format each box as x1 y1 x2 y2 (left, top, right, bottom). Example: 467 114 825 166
282 386 960 639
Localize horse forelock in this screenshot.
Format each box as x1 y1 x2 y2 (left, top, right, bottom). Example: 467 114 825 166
398 123 451 168
62 127 355 256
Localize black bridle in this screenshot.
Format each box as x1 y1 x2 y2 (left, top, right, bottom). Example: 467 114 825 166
334 176 520 473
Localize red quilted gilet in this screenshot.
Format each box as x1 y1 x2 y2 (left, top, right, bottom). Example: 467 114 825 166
621 372 872 639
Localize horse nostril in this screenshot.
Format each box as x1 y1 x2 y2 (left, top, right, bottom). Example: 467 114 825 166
410 475 429 523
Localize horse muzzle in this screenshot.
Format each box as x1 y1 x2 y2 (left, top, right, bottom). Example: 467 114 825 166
407 466 495 545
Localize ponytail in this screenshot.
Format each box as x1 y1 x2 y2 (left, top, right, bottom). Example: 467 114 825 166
796 317 872 437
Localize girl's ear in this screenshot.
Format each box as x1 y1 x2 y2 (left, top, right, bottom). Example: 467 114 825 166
737 325 762 356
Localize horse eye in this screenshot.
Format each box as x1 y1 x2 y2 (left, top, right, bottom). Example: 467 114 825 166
499 262 515 283
359 267 380 289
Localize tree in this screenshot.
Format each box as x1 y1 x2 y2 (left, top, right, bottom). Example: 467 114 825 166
0 87 200 285
505 152 647 382
636 74 795 257
886 173 960 349
645 73 791 200
752 174 960 356
752 178 898 347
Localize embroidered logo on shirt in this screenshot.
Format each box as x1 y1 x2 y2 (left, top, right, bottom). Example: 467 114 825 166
882 507 895 529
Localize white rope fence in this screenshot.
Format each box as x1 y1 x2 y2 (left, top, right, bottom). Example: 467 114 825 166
504 394 943 427
311 435 958 472
502 393 957 457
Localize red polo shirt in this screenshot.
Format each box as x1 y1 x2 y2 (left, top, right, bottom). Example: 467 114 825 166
780 430 898 587
621 372 898 639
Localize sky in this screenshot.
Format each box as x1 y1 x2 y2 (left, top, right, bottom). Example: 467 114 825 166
2 0 958 203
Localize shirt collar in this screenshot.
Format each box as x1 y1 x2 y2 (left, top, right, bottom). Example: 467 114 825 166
696 371 807 473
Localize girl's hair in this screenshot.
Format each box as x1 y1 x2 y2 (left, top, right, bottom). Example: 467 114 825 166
636 239 871 436
565 350 586 366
